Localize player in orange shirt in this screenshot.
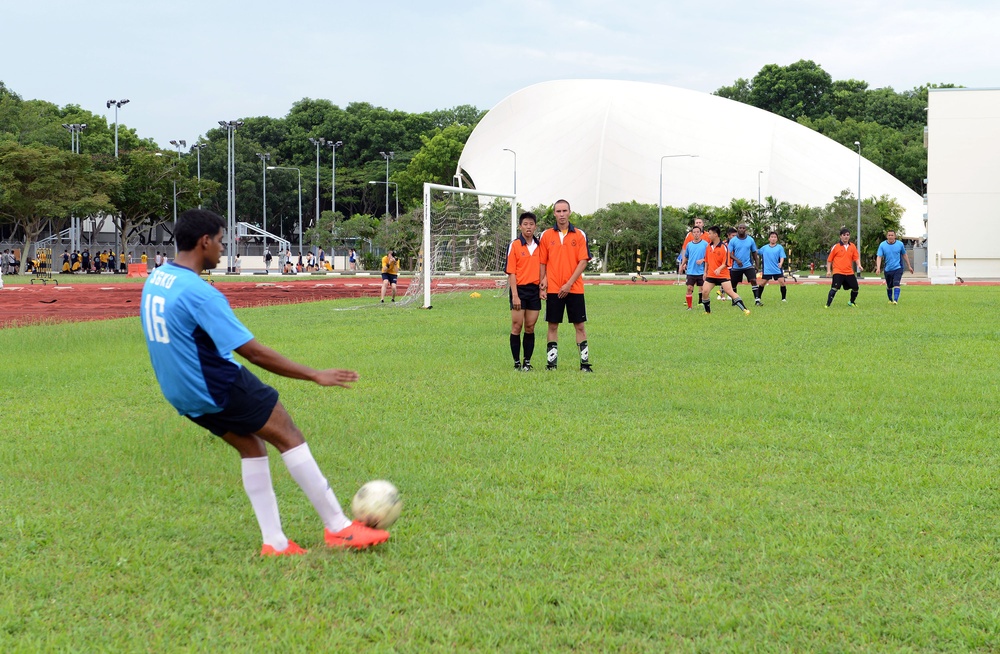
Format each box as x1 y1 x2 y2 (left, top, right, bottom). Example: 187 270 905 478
538 199 593 372
825 228 862 308
700 226 750 315
506 212 542 371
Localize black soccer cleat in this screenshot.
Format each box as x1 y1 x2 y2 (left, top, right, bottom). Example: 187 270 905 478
514 361 521 370
580 364 594 373
521 362 533 372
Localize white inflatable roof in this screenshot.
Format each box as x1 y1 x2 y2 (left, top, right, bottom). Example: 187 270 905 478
458 80 924 237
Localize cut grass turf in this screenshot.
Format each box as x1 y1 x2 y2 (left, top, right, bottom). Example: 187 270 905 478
1 283 999 651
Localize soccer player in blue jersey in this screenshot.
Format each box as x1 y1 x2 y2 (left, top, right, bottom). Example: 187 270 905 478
728 223 762 306
758 231 788 302
874 229 913 304
141 209 390 556
679 226 709 310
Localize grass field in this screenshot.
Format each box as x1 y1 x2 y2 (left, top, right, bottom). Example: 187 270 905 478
2 283 999 651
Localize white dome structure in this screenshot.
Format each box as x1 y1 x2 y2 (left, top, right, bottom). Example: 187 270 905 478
458 80 924 238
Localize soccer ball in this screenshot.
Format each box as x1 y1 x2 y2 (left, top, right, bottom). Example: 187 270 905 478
351 480 402 529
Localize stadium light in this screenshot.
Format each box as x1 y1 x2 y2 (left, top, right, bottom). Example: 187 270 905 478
758 170 764 206
256 153 271 252
106 99 130 157
325 140 343 214
369 180 399 219
268 166 303 249
190 142 208 208
220 120 243 271
855 141 862 258
379 151 395 217
658 154 698 270
169 140 186 256
308 137 328 229
62 123 87 251
502 148 517 195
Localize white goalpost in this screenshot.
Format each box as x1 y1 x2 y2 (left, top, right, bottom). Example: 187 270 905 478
416 183 518 309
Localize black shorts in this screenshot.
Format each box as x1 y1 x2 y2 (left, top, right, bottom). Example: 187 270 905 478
509 284 541 311
187 366 279 437
546 293 587 324
685 274 704 287
762 273 784 281
831 273 859 291
730 267 757 284
381 273 397 284
884 269 903 287
704 276 728 286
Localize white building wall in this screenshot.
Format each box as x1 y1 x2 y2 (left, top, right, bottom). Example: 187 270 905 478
927 88 1000 278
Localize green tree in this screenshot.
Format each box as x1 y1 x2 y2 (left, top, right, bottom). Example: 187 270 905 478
749 60 833 120
394 123 474 210
0 142 115 272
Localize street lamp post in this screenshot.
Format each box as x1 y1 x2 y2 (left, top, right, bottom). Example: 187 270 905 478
169 140 186 257
219 120 244 271
268 166 303 250
256 152 270 252
855 141 862 258
369 181 399 218
106 99 129 158
658 154 698 270
502 148 517 195
191 142 207 208
379 151 394 217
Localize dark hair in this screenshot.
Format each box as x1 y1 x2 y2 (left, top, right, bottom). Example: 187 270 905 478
519 211 537 225
726 227 737 235
769 231 778 237
554 199 571 211
691 225 702 232
175 209 225 251
839 228 850 236
707 226 721 235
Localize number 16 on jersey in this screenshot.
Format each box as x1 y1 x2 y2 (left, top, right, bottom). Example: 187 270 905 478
144 294 170 343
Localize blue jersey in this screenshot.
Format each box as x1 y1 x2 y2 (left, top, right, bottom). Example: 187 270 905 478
759 244 786 275
728 235 758 270
877 240 906 272
683 239 709 275
141 263 254 417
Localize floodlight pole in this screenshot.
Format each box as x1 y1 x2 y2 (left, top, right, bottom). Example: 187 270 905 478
191 143 207 209
256 152 270 252
62 123 87 251
658 154 697 270
855 141 862 260
268 166 302 249
106 99 129 158
169 139 186 257
220 120 243 270
758 170 763 206
380 151 394 217
369 180 399 218
308 137 327 232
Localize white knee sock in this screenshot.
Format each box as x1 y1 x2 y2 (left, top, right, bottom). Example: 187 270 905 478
241 456 288 551
281 443 351 533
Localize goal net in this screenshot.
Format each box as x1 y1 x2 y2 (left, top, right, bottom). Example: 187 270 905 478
402 183 518 309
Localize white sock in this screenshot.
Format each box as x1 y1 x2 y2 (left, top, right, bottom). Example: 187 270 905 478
241 456 288 551
281 443 351 533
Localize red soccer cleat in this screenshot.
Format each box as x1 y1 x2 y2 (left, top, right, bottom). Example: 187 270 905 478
324 521 390 550
260 540 307 557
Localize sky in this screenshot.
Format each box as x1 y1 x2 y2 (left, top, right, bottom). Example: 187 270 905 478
3 0 997 149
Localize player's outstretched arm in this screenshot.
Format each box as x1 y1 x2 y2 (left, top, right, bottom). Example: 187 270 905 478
235 339 359 388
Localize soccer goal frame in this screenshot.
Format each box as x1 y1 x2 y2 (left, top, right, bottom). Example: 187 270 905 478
420 183 518 309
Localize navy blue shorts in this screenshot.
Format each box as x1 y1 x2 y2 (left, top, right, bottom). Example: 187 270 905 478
730 267 757 284
884 269 903 287
762 273 784 281
546 293 587 324
382 273 397 284
187 366 279 437
509 284 541 311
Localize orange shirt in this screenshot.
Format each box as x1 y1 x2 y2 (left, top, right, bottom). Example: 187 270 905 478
705 242 730 278
827 242 859 275
682 231 707 250
539 224 590 294
506 236 541 286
